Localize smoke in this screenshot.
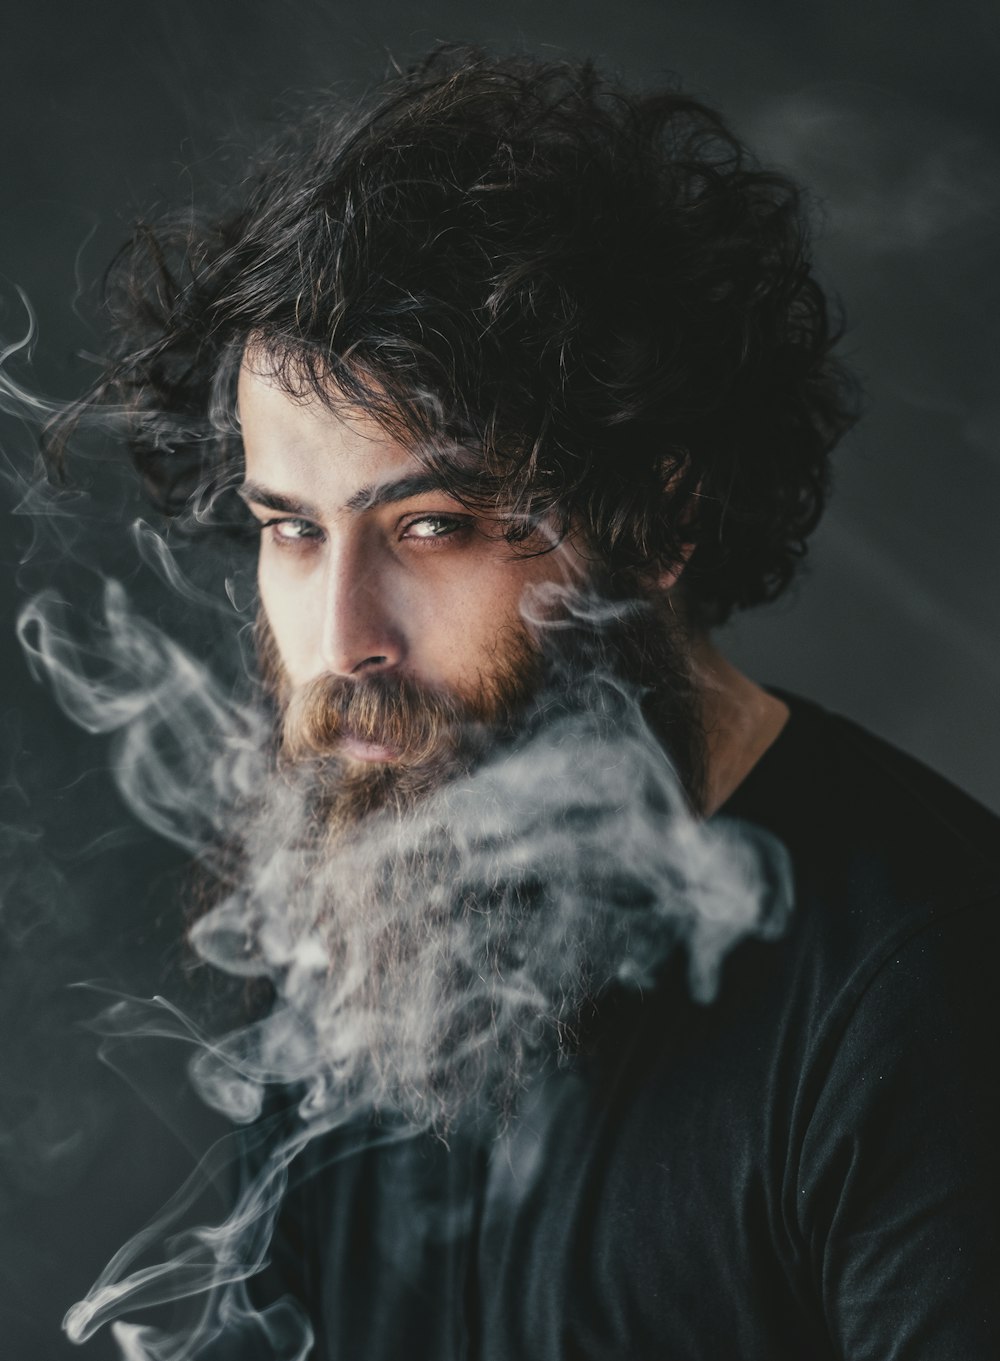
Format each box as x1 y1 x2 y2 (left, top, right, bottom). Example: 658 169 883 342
747 86 1000 256
9 559 791 1358
1 295 790 1357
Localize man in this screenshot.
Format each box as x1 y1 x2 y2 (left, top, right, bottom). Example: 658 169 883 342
58 44 999 1361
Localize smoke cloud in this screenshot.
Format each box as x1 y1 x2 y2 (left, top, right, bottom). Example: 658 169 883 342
2 290 790 1358
11 564 792 1358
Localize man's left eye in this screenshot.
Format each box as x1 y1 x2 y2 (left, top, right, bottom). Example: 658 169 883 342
400 515 468 541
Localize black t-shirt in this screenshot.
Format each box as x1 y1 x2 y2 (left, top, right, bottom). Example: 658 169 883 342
262 693 1000 1359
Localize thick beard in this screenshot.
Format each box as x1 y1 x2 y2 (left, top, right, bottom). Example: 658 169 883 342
196 590 709 1134
256 587 705 826
257 612 544 842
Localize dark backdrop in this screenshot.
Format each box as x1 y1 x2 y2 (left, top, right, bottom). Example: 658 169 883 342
2 2 998 1358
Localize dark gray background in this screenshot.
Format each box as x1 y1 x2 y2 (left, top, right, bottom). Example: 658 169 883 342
1 2 998 1357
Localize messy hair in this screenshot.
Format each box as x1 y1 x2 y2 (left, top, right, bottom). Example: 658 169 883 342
54 44 858 625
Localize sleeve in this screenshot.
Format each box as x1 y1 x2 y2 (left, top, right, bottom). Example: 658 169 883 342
797 896 1000 1361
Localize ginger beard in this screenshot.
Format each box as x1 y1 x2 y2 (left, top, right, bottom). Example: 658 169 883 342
235 590 707 1131
258 610 545 839
258 581 705 828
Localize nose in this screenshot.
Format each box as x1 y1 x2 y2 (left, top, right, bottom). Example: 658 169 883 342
318 537 406 679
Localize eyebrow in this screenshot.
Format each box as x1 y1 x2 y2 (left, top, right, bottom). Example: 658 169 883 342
238 472 457 519
344 472 455 513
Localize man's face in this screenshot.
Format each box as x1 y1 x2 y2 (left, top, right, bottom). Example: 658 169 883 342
225 356 708 1131
237 358 583 769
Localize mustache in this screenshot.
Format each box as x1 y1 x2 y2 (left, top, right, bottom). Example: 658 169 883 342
279 670 475 765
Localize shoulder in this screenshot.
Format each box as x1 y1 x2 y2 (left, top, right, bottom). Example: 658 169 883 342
710 694 1000 1157
722 690 1000 965
709 698 1000 1352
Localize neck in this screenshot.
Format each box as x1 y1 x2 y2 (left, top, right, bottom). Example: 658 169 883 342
688 636 789 816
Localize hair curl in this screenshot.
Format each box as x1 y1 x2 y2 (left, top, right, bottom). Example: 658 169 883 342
54 45 859 625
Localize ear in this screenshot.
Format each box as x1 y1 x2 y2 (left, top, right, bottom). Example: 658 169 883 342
654 460 698 592
654 539 696 592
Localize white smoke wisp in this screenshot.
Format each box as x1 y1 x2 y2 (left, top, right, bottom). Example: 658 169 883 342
17 574 791 1360
18 581 264 856
746 86 1000 256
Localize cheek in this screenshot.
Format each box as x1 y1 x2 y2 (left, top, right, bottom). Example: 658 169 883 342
256 560 311 677
414 561 549 682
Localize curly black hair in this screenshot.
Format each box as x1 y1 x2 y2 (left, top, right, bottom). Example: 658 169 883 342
54 44 859 626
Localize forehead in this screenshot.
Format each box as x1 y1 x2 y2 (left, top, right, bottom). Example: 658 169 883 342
236 359 421 502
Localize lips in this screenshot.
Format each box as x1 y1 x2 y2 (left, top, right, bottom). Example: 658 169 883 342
339 734 400 763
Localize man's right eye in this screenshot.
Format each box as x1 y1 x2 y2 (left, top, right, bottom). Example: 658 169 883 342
259 517 324 546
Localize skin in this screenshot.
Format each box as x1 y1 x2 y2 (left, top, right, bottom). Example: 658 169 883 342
237 359 787 810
